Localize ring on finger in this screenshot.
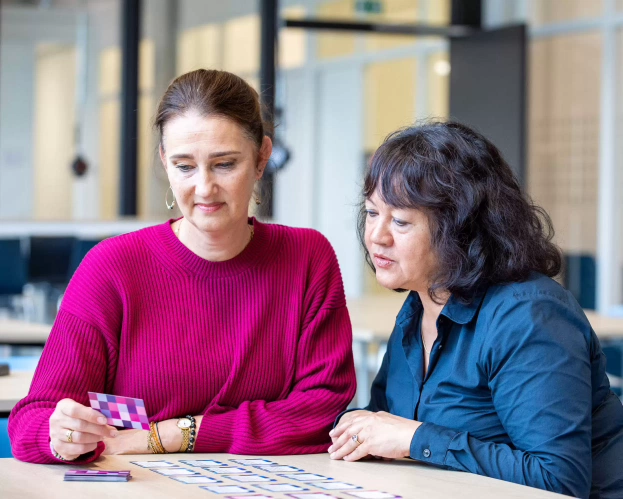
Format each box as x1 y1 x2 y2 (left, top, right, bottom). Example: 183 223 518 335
352 434 361 446
66 429 74 443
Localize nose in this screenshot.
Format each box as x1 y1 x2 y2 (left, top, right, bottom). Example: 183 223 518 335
195 168 217 198
368 217 393 247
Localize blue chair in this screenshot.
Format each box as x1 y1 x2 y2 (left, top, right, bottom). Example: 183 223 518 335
67 239 100 281
0 356 41 458
28 237 75 285
0 240 28 307
0 418 11 458
564 254 596 310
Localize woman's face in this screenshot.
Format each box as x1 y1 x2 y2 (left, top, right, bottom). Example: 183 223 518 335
160 112 271 234
364 190 438 293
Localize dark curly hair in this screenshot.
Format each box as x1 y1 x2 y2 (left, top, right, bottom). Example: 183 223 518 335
358 121 562 303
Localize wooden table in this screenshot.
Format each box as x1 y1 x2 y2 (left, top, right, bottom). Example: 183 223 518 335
0 371 34 417
0 319 51 346
0 453 567 498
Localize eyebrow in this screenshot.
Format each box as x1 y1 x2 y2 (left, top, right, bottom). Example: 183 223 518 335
168 151 241 160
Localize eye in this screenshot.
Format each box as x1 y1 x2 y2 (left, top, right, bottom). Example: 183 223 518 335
175 164 193 172
393 218 407 227
365 209 377 218
215 162 234 169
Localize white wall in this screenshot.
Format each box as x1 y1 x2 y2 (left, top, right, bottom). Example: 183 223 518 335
0 42 35 219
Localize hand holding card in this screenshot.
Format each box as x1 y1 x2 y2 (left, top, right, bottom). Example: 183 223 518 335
49 398 118 461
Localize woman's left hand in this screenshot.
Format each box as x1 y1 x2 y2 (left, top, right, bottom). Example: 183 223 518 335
328 411 422 461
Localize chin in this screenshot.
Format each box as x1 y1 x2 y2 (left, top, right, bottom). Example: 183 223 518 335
374 272 401 290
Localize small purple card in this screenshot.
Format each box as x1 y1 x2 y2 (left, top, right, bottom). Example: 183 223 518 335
88 392 150 430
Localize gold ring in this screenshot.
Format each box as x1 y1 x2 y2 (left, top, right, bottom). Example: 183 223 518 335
352 434 361 445
66 429 74 443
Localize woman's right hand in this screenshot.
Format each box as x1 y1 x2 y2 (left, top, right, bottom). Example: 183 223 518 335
49 398 118 461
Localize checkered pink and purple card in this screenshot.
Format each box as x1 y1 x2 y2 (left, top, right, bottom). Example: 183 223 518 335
88 392 150 430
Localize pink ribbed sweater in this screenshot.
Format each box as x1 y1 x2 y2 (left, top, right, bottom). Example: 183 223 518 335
8 218 356 464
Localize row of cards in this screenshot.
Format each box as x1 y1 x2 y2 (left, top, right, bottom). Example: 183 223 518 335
130 459 401 499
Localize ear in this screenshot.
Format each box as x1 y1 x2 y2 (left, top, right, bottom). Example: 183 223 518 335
159 144 167 170
256 136 273 180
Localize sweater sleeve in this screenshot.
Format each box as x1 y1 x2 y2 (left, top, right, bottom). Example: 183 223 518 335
8 311 112 463
409 296 593 498
8 243 121 464
194 233 357 454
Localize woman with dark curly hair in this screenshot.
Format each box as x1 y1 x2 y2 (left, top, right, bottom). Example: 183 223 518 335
328 121 623 499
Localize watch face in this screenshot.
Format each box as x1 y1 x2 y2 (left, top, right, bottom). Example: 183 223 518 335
178 419 192 429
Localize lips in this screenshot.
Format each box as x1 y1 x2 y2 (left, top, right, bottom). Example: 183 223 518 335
373 253 394 269
196 202 224 213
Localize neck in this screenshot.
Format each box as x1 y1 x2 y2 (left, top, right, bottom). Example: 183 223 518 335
417 289 448 323
177 218 252 262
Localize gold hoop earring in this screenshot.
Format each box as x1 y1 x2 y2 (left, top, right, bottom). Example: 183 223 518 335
165 185 176 210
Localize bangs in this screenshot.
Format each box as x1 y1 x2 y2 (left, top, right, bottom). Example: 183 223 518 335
364 138 430 210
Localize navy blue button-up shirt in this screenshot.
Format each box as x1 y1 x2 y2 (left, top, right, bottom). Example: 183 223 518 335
365 273 623 498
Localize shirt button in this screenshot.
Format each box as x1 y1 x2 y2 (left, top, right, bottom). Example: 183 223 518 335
423 448 431 458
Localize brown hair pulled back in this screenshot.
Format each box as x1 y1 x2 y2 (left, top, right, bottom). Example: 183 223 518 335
154 69 273 149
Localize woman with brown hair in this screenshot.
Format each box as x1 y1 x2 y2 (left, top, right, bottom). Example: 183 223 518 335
9 69 356 463
329 122 623 499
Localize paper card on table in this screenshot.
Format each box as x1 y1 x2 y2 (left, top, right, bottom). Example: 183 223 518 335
151 467 198 476
278 473 331 482
199 485 255 494
344 492 402 499
88 392 150 430
230 458 275 466
257 483 309 492
224 474 274 483
170 475 221 484
286 494 339 499
255 465 303 473
206 467 249 474
131 460 176 468
180 459 224 467
314 481 360 491
227 496 275 499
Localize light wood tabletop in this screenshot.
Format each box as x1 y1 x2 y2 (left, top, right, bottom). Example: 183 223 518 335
0 319 51 345
348 294 623 342
0 371 34 413
0 453 568 498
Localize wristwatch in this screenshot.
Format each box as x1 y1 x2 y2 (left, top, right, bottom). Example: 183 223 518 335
177 415 197 453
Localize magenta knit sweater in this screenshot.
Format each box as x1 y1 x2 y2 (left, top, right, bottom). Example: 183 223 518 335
8 218 356 464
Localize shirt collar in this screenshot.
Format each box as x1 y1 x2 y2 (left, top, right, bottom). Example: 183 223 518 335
396 287 487 326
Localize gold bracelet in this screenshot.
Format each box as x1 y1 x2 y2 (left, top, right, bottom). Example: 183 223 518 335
149 422 167 454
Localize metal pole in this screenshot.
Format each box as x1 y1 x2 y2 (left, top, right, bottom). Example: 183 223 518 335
258 0 278 218
119 0 141 216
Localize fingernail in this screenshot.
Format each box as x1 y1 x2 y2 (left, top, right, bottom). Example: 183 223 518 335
329 429 334 436
98 417 107 424
330 453 335 459
328 446 334 453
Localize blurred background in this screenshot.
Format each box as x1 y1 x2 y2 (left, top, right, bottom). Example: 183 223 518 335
0 0 622 456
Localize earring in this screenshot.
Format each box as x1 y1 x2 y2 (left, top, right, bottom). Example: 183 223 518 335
254 194 261 205
165 185 176 210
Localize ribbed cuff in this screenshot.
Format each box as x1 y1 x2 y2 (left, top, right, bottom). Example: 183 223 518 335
195 411 234 453
409 422 459 466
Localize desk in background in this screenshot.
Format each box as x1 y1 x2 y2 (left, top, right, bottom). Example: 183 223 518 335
0 319 51 346
0 453 566 499
0 371 34 418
